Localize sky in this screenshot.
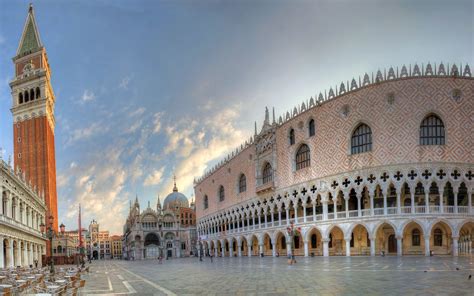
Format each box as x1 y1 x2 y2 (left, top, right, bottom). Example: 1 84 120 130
0 0 472 234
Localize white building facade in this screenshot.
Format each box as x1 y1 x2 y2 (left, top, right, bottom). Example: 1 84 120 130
194 63 473 258
0 159 47 267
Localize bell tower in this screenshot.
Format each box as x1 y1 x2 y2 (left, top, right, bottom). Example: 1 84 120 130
9 4 58 230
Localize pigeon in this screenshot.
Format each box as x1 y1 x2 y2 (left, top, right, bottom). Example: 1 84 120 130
469 275 472 280
456 267 460 271
424 270 427 273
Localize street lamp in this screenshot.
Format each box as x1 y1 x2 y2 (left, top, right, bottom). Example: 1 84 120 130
40 215 55 275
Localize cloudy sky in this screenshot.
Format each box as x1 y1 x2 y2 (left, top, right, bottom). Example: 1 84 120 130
0 0 472 233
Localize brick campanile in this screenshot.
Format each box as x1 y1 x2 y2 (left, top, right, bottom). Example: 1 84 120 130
9 5 58 231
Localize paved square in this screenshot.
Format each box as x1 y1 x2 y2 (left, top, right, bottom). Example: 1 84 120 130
81 256 474 295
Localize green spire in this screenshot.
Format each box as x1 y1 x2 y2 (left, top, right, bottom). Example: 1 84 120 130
17 4 42 57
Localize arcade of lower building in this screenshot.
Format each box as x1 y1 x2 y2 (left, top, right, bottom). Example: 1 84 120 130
200 218 473 257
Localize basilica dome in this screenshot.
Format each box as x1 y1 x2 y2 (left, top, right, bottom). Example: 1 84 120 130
163 180 189 209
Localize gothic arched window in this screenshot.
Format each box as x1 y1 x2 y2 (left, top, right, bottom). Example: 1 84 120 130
289 129 295 145
19 93 23 104
351 123 372 154
295 144 310 170
238 174 246 193
203 195 208 209
412 229 420 246
262 163 273 184
36 87 40 99
434 228 442 246
309 119 315 137
420 114 445 145
24 91 29 103
30 89 34 101
311 233 317 248
218 186 225 202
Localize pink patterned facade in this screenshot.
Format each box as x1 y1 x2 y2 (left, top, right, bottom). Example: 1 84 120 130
194 63 474 258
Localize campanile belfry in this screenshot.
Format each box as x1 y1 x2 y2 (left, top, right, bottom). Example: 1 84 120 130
9 4 58 230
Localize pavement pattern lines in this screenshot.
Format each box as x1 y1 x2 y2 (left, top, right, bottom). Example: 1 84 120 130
81 256 474 295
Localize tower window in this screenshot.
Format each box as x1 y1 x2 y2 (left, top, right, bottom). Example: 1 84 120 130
24 91 29 103
18 153 21 159
289 129 295 145
36 87 41 99
218 186 225 202
351 123 372 154
420 114 445 145
295 144 310 170
238 174 247 193
19 93 23 104
262 163 273 184
309 119 315 137
17 137 21 143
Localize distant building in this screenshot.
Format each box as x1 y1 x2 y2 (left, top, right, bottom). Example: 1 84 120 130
110 235 123 259
88 220 111 259
123 179 197 259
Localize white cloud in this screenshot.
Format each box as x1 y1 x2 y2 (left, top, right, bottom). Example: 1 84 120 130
62 147 128 234
66 122 107 145
153 112 163 134
158 104 246 198
81 90 96 102
129 107 145 117
119 76 132 89
144 166 165 186
125 118 143 134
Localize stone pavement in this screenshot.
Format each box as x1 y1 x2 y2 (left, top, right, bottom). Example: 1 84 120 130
81 256 474 295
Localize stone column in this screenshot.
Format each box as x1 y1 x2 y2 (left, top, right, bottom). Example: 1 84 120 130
0 187 3 216
247 243 252 257
411 192 415 214
304 240 309 257
9 240 14 267
264 211 268 228
237 242 242 257
322 238 329 257
396 189 401 214
214 245 218 258
278 209 282 227
344 194 349 218
303 204 307 223
312 202 316 221
259 244 263 256
286 242 291 256
439 187 444 213
286 209 290 225
369 191 375 216
39 245 43 267
424 236 431 256
0 236 4 268
294 203 298 223
345 238 351 257
357 191 362 217
370 237 376 256
246 217 250 231
425 191 430 214
221 243 225 258
468 190 472 214
383 189 388 216
257 213 261 229
322 200 328 220
271 240 276 257
453 190 458 214
229 245 233 257
396 236 402 256
23 242 28 267
333 195 338 218
452 237 459 256
270 210 274 227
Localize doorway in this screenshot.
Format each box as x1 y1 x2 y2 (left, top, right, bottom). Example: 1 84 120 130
388 235 397 253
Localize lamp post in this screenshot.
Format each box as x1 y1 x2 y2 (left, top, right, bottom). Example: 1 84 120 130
40 215 55 275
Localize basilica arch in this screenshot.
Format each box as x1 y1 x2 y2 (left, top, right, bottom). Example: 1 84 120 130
144 233 161 259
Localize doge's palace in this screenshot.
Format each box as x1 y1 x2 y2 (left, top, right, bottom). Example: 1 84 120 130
194 63 473 258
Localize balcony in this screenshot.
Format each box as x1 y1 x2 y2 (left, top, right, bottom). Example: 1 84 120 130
256 180 274 194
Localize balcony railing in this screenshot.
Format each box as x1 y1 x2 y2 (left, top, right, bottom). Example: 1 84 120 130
201 204 473 238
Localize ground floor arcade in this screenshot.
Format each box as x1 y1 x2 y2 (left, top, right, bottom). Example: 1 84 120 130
200 218 473 258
